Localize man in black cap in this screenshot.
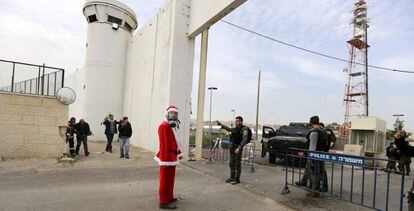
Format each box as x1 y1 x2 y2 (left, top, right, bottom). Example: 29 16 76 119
217 116 252 185
306 116 328 197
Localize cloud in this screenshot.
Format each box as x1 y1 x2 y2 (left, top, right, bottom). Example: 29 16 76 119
1 0 413 130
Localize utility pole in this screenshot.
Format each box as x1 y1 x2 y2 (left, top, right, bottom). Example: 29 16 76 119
255 70 261 141
231 109 235 128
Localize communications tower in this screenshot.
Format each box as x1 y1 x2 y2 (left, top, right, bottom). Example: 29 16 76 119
341 0 369 137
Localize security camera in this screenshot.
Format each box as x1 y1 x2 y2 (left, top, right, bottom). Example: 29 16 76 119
112 23 119 30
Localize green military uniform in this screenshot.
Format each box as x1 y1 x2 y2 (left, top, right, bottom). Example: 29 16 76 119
222 125 250 182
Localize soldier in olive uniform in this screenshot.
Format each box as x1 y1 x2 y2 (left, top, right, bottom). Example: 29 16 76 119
217 116 251 185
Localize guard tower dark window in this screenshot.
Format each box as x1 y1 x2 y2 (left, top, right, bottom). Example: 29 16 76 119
88 14 97 23
124 22 132 32
107 15 122 25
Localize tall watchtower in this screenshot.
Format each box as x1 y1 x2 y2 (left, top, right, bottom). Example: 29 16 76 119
82 0 137 140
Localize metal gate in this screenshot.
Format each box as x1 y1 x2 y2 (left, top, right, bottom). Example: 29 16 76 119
280 148 406 211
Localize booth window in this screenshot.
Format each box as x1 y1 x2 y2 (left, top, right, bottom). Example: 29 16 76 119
107 15 122 25
88 15 97 23
124 22 132 32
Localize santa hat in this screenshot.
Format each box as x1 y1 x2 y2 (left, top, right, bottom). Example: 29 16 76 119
166 105 179 114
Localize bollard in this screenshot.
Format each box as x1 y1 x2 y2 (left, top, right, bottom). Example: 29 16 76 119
206 138 214 164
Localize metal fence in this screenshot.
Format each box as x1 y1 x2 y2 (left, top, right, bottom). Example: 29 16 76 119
205 139 256 173
0 59 65 96
279 148 406 211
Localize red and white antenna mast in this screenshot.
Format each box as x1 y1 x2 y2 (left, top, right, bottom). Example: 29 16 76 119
341 0 369 137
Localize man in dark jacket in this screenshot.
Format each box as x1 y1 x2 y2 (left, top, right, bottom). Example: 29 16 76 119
306 116 328 197
217 116 251 185
101 113 119 153
395 130 412 175
118 117 133 159
74 119 91 156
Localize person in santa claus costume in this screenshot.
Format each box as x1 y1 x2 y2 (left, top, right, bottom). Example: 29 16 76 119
154 105 183 210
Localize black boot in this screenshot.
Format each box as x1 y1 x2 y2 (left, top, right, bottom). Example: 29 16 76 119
226 177 234 183
235 177 240 184
295 181 307 187
159 204 177 210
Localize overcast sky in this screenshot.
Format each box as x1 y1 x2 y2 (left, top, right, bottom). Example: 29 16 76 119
0 0 413 131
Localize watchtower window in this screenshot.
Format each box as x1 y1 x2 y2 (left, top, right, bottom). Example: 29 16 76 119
124 22 132 32
107 15 122 25
88 14 97 23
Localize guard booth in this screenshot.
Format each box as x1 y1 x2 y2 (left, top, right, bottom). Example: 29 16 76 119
348 117 386 159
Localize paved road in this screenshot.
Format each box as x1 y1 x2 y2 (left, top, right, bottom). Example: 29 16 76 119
201 147 412 210
0 142 290 211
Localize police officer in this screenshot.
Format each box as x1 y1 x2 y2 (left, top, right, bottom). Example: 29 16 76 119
217 116 251 185
296 122 332 192
307 116 328 197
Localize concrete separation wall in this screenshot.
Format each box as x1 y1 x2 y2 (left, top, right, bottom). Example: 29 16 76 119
0 92 68 159
123 0 194 156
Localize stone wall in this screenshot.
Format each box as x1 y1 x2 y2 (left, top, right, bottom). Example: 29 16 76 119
0 92 68 159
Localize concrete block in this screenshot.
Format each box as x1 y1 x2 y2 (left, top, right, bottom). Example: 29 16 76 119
0 114 21 124
24 134 45 144
39 126 59 135
46 135 64 144
34 116 56 126
15 125 39 134
0 93 21 105
0 123 14 134
0 133 24 144
42 98 63 107
22 115 34 125
344 144 364 156
5 104 44 115
21 96 42 106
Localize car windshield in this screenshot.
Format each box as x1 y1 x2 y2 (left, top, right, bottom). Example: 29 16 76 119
277 127 309 137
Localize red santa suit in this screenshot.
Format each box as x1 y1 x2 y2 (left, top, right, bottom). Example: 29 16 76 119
154 106 182 205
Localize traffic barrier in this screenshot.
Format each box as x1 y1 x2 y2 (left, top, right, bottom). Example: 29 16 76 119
279 148 406 211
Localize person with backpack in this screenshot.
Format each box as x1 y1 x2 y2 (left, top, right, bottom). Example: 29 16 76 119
217 116 252 185
295 122 333 192
306 116 328 197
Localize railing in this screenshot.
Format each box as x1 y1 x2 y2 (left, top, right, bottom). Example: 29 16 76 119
205 138 256 173
0 59 65 96
279 148 406 211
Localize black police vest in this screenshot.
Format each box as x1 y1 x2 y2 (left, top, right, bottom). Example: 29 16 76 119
307 127 328 152
230 126 244 145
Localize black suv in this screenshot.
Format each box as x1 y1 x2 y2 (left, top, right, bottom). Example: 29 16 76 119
261 123 310 163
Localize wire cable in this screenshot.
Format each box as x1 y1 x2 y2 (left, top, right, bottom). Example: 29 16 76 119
220 19 414 74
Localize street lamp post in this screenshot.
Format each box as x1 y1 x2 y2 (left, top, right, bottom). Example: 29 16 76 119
231 109 235 128
208 87 218 141
393 114 405 131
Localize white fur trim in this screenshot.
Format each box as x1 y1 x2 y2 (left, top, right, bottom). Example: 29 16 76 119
154 156 179 166
166 107 179 114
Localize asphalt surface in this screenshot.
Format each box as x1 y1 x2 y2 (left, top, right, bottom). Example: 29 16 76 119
200 147 413 210
0 142 291 211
